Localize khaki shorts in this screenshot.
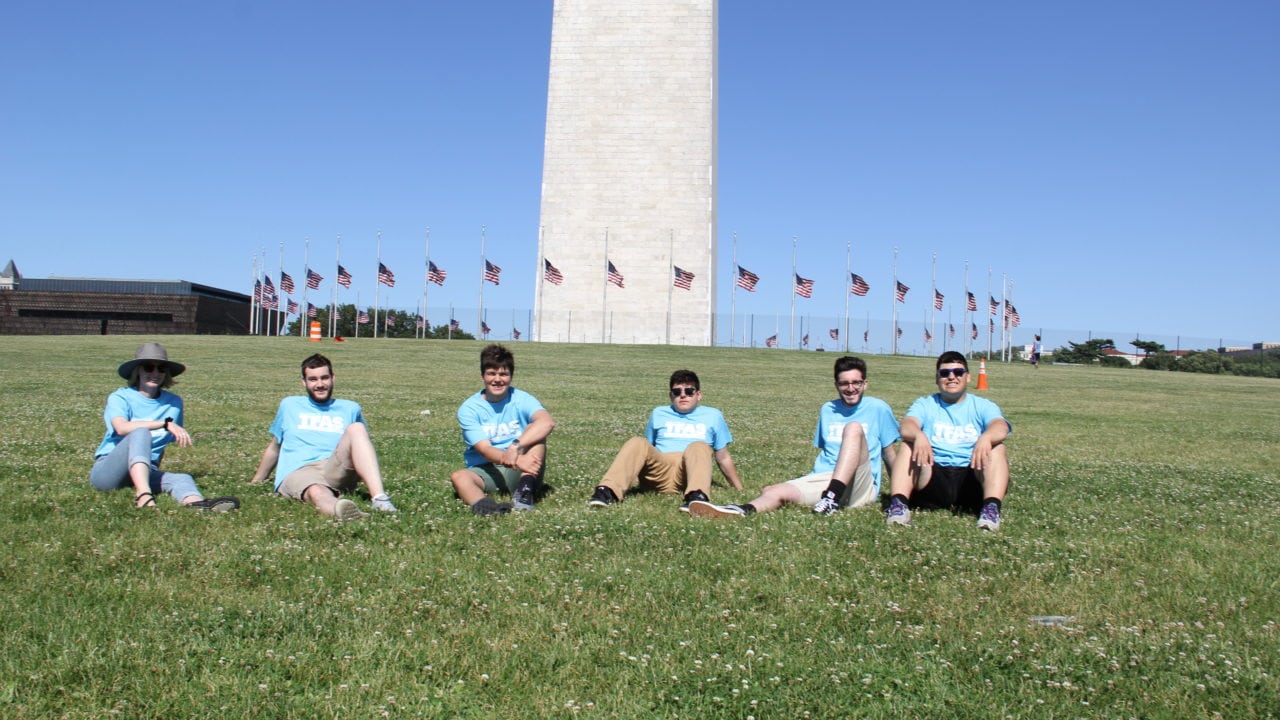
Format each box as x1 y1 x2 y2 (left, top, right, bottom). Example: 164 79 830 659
466 463 530 495
278 455 358 501
786 459 877 508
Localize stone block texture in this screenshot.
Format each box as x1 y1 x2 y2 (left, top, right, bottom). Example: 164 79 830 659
536 0 717 345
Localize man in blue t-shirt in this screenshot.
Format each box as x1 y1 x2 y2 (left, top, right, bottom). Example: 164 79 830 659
688 356 898 519
589 369 742 511
886 351 1012 531
451 344 556 516
251 354 396 521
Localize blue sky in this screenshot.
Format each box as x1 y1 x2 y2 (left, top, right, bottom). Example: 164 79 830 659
3 1 1277 349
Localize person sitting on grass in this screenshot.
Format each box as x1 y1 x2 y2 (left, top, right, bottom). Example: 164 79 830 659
688 355 897 519
251 353 396 521
450 344 555 516
886 350 1012 531
90 342 239 512
589 369 742 511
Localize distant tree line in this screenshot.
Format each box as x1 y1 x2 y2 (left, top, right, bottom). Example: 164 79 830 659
285 304 475 340
1048 338 1280 378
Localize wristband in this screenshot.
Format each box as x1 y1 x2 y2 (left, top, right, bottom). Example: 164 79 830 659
164 418 173 431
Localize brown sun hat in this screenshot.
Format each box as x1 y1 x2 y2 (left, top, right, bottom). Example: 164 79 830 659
117 342 186 379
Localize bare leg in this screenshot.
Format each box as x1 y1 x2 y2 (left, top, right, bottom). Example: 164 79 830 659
451 469 488 506
977 444 1009 501
742 483 804 513
303 484 341 516
333 422 388 497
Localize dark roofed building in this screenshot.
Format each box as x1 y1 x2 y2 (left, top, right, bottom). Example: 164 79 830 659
0 264 252 335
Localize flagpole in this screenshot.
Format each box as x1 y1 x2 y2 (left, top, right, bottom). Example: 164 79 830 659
891 246 899 355
843 241 851 353
249 254 258 335
930 252 938 354
666 229 674 345
601 228 609 343
477 225 486 336
421 227 430 340
260 248 271 337
355 292 360 339
332 235 341 339
962 260 970 356
534 225 544 342
789 235 797 350
986 266 994 360
301 238 311 341
729 232 737 347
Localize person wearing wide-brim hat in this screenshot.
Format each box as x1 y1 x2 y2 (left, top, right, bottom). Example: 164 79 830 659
90 342 240 512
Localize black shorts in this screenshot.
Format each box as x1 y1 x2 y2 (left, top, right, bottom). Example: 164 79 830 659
913 464 984 512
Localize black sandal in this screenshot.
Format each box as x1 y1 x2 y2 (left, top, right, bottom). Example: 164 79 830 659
186 496 241 513
134 492 157 509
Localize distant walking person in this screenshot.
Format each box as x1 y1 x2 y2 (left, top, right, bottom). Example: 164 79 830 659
450 344 555 516
688 356 897 518
251 353 397 521
1030 335 1042 368
90 342 239 512
589 369 742 511
886 351 1011 530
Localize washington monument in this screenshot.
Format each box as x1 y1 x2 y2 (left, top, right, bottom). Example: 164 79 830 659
535 0 718 345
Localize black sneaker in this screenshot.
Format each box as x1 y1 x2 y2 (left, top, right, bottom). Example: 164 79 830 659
587 485 618 507
471 497 514 516
188 496 240 513
680 490 709 512
513 477 536 511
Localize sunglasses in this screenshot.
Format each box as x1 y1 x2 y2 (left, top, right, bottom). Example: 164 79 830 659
937 368 968 378
140 363 168 373
670 387 698 397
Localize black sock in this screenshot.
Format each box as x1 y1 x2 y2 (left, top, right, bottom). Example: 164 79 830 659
982 497 1002 511
740 503 757 515
891 493 910 505
821 479 848 501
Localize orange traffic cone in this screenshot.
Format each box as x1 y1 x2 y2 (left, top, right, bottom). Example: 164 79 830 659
976 358 989 390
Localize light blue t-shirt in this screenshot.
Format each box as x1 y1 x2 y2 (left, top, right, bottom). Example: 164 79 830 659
646 404 733 453
94 387 184 464
810 396 900 490
905 392 1011 467
457 388 547 467
269 395 365 490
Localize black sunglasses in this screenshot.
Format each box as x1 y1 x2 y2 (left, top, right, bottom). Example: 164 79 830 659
937 368 968 378
670 387 698 397
141 363 167 373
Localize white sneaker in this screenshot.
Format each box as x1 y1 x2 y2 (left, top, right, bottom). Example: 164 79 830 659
371 494 398 513
812 495 841 516
687 500 746 518
334 498 369 522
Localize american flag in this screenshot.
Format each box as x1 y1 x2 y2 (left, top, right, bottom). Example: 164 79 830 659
337 265 352 288
253 279 263 303
829 328 839 341
481 320 491 336
377 262 396 287
358 310 370 323
416 315 426 330
280 272 295 295
673 266 695 290
924 328 933 343
972 322 979 340
427 261 447 286
895 281 909 303
513 327 521 340
287 299 299 315
308 303 318 318
850 273 870 296
261 292 278 311
863 329 869 344
989 295 998 315
386 310 396 324
484 260 501 285
765 334 778 348
306 268 324 289
949 323 956 338
793 274 814 299
934 290 945 310
262 275 277 302
989 318 995 333
544 259 564 286
1009 304 1021 327
736 265 759 292
802 333 810 347
896 326 903 339
966 291 977 312
607 261 625 288
450 318 461 332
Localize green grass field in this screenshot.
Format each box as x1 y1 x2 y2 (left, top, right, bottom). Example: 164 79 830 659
2 335 1277 718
